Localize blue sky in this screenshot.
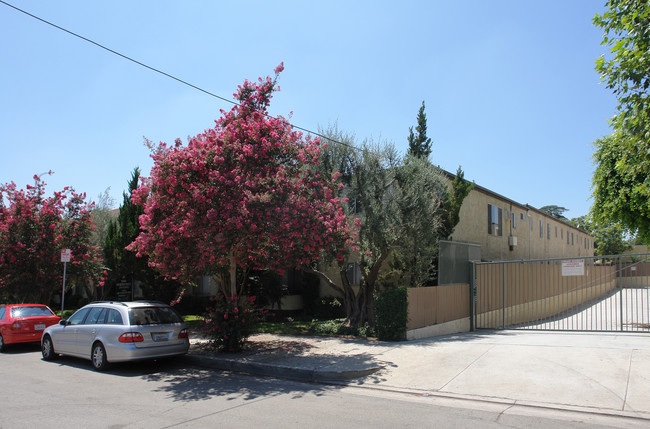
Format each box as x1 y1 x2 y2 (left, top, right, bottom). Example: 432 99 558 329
1 1 615 218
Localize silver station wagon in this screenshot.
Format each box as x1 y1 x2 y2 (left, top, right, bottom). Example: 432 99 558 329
41 301 190 370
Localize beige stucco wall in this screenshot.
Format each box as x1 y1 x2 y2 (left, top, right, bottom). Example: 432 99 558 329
449 182 594 261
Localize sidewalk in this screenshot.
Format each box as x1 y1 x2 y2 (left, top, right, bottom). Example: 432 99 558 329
186 329 650 420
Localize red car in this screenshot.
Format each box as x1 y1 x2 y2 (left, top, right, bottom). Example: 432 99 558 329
0 304 61 351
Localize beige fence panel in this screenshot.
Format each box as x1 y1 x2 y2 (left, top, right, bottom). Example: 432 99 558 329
407 284 469 331
472 254 650 332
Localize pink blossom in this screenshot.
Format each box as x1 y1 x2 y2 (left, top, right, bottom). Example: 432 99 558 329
127 64 355 288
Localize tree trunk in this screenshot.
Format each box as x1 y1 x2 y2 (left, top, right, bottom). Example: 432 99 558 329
345 288 375 327
346 249 389 327
218 271 230 296
229 253 237 297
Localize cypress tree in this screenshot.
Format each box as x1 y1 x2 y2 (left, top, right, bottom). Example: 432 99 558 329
407 101 433 159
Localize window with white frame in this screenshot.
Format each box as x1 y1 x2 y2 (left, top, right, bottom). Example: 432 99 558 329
488 204 502 236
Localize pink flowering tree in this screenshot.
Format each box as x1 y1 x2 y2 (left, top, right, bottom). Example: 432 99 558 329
0 173 105 304
128 65 354 297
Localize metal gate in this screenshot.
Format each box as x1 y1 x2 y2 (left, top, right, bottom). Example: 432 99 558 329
470 254 650 332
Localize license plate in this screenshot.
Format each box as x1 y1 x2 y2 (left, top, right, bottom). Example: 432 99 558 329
34 324 46 330
152 333 169 342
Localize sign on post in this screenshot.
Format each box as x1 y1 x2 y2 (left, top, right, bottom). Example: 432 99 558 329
60 248 71 263
60 249 71 317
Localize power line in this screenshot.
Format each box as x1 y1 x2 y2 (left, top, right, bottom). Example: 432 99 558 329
0 0 358 151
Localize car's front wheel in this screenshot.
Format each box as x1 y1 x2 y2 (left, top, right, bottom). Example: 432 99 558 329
91 342 109 371
42 335 57 361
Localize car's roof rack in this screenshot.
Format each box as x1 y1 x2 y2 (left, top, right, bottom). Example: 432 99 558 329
87 301 128 306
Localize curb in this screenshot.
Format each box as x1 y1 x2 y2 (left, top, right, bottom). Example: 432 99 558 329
185 354 383 382
340 383 650 422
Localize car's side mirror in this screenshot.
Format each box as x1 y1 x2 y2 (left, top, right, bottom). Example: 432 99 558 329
59 320 68 326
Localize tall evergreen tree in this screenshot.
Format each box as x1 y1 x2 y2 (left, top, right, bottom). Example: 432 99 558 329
104 168 182 301
407 101 433 159
104 168 143 283
439 166 474 240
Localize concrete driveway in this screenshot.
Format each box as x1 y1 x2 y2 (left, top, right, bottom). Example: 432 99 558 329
356 330 650 419
190 329 650 421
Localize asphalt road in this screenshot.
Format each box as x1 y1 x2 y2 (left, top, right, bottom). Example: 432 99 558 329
2 343 649 428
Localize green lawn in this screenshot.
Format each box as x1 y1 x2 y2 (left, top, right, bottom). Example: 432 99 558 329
256 319 316 335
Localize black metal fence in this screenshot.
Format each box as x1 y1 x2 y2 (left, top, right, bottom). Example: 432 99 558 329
470 254 650 332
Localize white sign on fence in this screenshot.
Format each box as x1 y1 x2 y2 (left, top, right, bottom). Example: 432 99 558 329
562 259 584 277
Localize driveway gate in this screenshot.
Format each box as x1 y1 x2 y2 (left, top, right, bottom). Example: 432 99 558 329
470 254 650 332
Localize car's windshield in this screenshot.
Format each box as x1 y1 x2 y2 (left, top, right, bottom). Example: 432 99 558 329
11 306 55 318
129 307 183 325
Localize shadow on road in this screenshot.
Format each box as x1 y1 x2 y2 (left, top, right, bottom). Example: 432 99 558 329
142 360 337 402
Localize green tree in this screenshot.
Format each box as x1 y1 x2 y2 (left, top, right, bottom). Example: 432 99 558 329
80 188 115 301
593 223 634 255
569 215 592 232
104 168 144 284
103 168 182 302
569 215 633 256
407 101 433 159
312 126 447 327
594 0 650 138
90 188 115 250
438 166 474 240
539 205 568 220
592 0 650 241
591 132 650 241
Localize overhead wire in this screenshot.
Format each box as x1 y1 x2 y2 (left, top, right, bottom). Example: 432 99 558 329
0 0 359 151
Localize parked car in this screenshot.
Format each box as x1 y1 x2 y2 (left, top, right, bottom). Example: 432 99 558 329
0 304 61 352
41 301 189 370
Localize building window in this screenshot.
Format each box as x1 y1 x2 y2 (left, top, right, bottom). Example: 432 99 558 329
571 232 574 245
530 216 533 231
567 231 570 244
547 223 551 240
488 204 502 236
512 212 516 229
539 220 543 238
555 226 558 238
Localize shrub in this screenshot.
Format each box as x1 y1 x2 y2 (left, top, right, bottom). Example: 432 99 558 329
309 319 342 336
374 286 408 341
202 295 265 352
307 318 375 338
311 296 345 320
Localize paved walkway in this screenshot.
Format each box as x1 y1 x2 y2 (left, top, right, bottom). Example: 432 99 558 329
187 329 650 420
